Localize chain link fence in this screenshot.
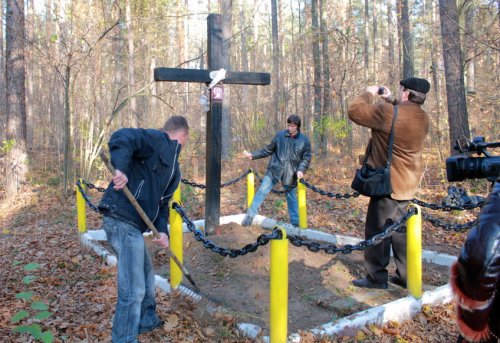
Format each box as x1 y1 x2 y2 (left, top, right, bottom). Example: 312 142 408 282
173 203 416 257
76 172 484 235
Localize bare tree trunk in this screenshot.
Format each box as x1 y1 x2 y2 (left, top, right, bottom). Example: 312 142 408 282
62 65 72 197
290 0 298 116
26 0 34 148
271 0 281 128
5 0 28 197
438 0 470 154
372 0 378 79
320 0 332 123
125 0 138 126
300 1 311 133
311 0 323 155
0 0 6 141
364 0 369 81
221 0 232 160
400 0 414 78
387 0 396 85
463 0 475 93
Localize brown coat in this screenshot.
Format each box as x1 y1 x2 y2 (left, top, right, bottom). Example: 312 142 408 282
348 92 429 200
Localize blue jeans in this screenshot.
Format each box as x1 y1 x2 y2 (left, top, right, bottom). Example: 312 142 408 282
247 174 299 226
103 217 162 343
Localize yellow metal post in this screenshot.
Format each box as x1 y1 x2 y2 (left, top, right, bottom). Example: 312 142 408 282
406 204 422 298
247 170 255 208
270 227 288 343
169 186 183 288
297 181 307 229
76 178 87 233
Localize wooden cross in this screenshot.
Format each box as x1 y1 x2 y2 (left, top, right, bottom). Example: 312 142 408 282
154 14 270 234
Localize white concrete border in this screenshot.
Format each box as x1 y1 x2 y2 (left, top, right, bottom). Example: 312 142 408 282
80 213 456 342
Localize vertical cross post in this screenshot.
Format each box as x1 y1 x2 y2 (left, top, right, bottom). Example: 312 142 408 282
205 14 223 233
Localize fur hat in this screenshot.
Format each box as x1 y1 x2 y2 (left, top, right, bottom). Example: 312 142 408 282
399 77 430 94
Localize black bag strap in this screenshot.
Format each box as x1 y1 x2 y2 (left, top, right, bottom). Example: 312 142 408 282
363 105 398 166
386 105 398 165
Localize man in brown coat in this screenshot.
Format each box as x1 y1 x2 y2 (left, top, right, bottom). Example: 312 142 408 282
348 77 430 289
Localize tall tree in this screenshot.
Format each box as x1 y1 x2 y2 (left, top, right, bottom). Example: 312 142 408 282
311 0 323 154
364 0 369 81
372 0 378 79
462 0 476 93
5 0 27 197
400 0 414 78
387 0 396 85
125 0 138 126
438 0 470 153
320 0 332 123
271 0 281 128
0 0 5 141
221 0 232 160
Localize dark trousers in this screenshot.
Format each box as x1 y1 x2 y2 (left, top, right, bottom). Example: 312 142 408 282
364 196 409 284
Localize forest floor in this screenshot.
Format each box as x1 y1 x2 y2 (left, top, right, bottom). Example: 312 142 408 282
0 154 488 342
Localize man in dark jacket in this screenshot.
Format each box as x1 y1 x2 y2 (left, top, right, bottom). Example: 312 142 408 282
450 177 500 343
348 77 430 289
99 115 189 343
241 114 312 227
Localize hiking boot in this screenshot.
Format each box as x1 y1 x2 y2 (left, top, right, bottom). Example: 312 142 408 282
138 320 164 334
389 275 407 289
352 277 388 289
241 214 254 227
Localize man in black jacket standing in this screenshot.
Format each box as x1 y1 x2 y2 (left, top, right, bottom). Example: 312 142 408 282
241 115 312 227
99 116 189 343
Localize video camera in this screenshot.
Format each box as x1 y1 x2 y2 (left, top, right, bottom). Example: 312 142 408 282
446 136 500 182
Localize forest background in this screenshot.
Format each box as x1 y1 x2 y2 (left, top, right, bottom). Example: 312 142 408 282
0 0 499 342
0 0 498 198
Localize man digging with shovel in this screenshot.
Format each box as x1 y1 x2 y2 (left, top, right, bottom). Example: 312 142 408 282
98 116 189 343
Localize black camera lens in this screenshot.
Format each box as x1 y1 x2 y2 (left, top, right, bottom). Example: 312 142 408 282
378 87 385 95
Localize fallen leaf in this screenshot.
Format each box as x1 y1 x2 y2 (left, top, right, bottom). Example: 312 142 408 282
164 313 179 331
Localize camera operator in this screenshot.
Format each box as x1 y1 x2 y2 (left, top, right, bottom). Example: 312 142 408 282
450 176 500 343
348 77 430 289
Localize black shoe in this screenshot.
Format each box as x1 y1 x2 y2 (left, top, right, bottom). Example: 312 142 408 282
241 214 254 226
352 278 388 289
389 275 407 289
138 320 164 334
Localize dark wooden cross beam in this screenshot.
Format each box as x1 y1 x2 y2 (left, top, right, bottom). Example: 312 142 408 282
154 14 270 234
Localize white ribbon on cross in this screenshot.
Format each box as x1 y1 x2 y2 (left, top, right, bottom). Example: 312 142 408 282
199 68 226 112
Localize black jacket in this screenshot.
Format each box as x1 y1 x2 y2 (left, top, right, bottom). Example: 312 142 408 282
450 178 500 342
98 128 182 234
251 130 312 187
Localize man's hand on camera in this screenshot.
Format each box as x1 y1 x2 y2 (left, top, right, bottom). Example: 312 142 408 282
152 232 169 248
297 171 304 180
379 86 392 99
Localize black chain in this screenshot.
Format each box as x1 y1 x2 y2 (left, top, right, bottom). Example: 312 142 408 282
173 203 282 257
181 170 251 190
411 198 484 212
287 207 416 254
253 171 290 194
422 213 477 232
75 179 104 213
299 179 360 199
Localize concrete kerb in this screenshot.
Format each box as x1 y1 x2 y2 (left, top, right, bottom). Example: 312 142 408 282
79 213 457 342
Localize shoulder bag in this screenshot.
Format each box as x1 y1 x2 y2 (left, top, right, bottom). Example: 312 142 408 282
351 105 398 197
